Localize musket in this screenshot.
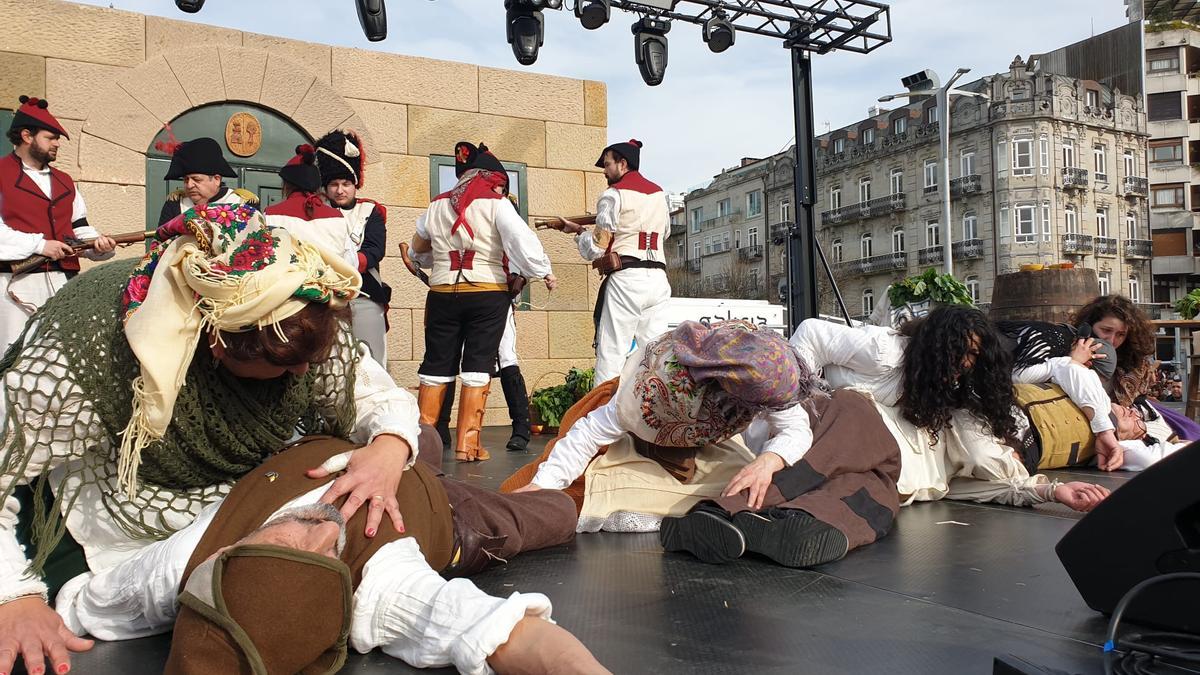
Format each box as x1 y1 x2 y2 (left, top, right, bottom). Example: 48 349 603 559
8 230 154 276
531 214 597 231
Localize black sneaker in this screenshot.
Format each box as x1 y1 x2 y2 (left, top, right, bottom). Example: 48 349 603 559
733 509 849 568
659 508 746 564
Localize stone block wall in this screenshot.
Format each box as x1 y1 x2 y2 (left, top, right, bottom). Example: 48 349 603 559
0 0 611 425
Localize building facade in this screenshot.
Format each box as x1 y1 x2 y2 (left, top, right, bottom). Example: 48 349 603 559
0 0 613 425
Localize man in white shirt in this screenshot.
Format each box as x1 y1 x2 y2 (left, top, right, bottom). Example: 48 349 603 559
0 95 115 358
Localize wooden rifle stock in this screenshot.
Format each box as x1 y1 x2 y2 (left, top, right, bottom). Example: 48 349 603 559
9 230 153 276
532 214 598 230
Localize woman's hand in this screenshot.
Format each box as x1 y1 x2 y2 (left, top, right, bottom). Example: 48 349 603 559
1070 338 1104 368
309 434 411 537
1054 482 1110 512
0 596 94 675
543 274 558 291
721 452 786 510
1094 430 1125 471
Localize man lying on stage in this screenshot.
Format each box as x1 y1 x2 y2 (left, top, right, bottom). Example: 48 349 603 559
57 434 607 675
504 309 1111 570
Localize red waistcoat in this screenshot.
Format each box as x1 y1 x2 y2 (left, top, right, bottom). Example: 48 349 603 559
0 153 80 271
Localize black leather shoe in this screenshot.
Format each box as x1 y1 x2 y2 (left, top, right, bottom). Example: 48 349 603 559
733 509 849 568
443 524 509 578
659 504 745 564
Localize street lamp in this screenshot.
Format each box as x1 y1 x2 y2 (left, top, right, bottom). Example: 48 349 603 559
879 67 988 278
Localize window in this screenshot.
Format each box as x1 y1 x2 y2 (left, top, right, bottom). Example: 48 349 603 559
1150 139 1184 164
749 268 760 290
1041 201 1051 242
1039 135 1049 175
858 177 872 203
1152 184 1185 208
1065 205 1078 233
1012 137 1034 176
690 208 703 232
925 105 938 125
966 275 980 303
1129 275 1141 303
717 198 731 217
747 190 762 217
924 159 938 189
829 187 842 209
1148 47 1181 74
999 205 1009 239
960 150 976 177
704 236 713 255
1097 208 1109 238
996 139 1009 179
1086 89 1100 109
780 200 791 222
748 227 759 247
832 238 843 263
1062 138 1075 168
1125 212 1137 240
892 226 905 252
693 242 701 259
925 219 940 247
1094 145 1107 180
734 229 742 248
1098 271 1111 296
889 169 903 194
1148 92 1183 122
722 231 731 251
892 116 907 135
862 288 875 316
860 232 873 258
862 127 875 145
1015 204 1036 243
833 138 845 154
1123 149 1136 177
962 211 978 239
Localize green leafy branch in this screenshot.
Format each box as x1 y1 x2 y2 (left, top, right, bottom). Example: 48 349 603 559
887 268 974 308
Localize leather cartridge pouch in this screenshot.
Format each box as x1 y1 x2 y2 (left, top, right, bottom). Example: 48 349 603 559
591 250 623 275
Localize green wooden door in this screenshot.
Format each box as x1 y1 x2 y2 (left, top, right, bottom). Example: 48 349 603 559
145 103 310 228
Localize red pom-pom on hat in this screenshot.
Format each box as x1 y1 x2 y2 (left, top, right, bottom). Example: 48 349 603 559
628 139 643 148
11 95 69 139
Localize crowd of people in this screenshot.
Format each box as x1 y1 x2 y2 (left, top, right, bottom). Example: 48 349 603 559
0 94 1191 674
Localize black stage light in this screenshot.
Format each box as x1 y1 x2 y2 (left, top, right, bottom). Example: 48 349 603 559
632 16 670 86
174 0 204 12
356 0 387 42
703 12 735 53
575 0 610 30
506 0 562 65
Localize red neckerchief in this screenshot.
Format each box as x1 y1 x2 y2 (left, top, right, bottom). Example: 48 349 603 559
438 170 506 239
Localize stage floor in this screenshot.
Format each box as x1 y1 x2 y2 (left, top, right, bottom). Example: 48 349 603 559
68 429 1147 674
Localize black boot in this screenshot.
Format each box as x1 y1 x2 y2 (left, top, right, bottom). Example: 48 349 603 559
733 508 849 568
659 502 745 564
436 384 455 452
499 365 532 452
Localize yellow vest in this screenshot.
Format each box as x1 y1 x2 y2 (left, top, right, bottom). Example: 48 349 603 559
1014 383 1096 469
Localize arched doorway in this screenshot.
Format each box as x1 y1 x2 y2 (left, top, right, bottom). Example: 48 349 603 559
144 102 311 227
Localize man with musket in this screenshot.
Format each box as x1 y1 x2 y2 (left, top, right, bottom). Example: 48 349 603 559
0 95 115 357
409 142 556 463
316 129 391 364
156 137 258 227
555 139 672 385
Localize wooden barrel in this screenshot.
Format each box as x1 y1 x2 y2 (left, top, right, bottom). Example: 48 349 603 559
988 268 1100 323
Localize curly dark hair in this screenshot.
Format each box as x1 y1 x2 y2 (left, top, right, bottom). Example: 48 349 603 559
6 126 32 147
898 305 1018 443
218 302 348 368
1071 295 1154 375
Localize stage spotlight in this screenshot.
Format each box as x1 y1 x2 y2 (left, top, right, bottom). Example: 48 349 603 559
632 16 670 86
174 0 204 12
703 12 735 53
506 0 562 66
575 0 610 30
356 0 387 42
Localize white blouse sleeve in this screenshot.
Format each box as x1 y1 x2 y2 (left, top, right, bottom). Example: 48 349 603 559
757 404 814 466
346 344 420 471
944 409 1055 506
575 188 619 262
494 200 553 279
531 400 627 489
788 319 905 375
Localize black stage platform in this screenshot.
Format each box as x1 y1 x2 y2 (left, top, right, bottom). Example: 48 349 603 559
66 429 1162 674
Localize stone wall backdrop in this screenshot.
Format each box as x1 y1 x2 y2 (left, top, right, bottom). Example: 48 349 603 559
0 0 611 426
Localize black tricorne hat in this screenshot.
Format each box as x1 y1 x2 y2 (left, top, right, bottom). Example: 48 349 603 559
164 137 237 180
454 141 506 178
596 139 643 171
279 144 321 193
315 130 365 189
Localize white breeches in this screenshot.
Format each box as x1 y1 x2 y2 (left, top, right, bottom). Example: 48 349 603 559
351 296 388 365
594 268 671 386
0 270 70 358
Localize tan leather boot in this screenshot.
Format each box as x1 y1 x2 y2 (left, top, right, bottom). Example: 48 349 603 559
417 383 448 427
455 384 491 462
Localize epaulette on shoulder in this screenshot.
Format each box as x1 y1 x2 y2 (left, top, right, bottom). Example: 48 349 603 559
232 187 260 205
167 188 186 202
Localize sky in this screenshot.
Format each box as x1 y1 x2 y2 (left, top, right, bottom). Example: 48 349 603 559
81 0 1130 193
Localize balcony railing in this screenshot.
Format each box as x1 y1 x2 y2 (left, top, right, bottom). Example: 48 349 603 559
952 238 984 259
685 259 701 273
738 244 764 261
1061 232 1094 254
770 222 791 244
1094 236 1118 256
1123 238 1152 259
1094 172 1109 184
950 174 983 197
703 242 733 257
1062 167 1089 190
918 246 944 265
839 252 909 276
1122 176 1148 198
820 193 907 225
697 210 743 232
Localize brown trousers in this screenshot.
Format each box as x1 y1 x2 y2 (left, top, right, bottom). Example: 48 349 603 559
713 389 903 551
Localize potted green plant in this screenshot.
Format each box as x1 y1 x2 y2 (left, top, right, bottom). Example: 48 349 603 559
876 268 975 328
529 367 595 434
1174 289 1200 320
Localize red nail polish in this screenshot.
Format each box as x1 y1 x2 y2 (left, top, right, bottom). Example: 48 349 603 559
399 525 406 533
59 665 70 674
366 528 376 537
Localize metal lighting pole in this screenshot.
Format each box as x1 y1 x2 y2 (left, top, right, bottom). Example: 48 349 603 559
880 67 986 278
788 47 819 322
